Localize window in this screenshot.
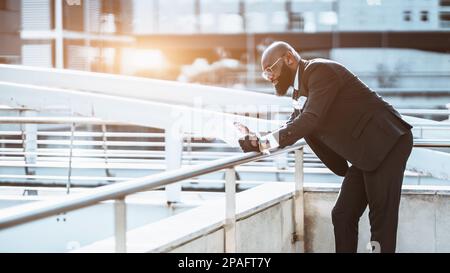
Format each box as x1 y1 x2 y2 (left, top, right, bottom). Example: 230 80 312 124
403 11 411 22
440 12 450 28
440 0 450 7
421 11 429 22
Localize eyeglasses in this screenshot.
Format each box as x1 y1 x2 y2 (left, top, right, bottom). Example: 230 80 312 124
261 56 283 81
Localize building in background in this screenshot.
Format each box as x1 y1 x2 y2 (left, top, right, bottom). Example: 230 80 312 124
5 0 450 89
0 0 21 65
20 0 135 72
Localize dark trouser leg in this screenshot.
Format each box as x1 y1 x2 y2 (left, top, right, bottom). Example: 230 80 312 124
332 166 368 253
363 130 413 253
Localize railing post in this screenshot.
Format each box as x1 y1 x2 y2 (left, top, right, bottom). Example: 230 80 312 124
165 130 183 203
114 197 127 253
67 122 75 194
293 147 305 252
101 124 113 179
225 167 236 253
20 110 37 176
186 133 192 166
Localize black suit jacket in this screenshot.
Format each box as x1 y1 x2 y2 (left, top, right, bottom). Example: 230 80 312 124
274 58 412 176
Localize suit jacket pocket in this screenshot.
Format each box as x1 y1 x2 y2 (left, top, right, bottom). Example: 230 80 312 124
351 111 375 139
376 111 410 139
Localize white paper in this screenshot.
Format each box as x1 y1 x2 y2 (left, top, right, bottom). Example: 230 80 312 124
220 121 247 148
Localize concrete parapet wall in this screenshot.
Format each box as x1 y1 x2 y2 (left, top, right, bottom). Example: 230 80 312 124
304 186 450 253
75 183 450 253
170 199 296 253
169 185 450 253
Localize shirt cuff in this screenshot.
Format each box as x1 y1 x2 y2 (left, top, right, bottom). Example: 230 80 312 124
262 133 280 149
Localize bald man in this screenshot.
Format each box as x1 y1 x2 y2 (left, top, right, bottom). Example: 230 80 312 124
238 41 413 253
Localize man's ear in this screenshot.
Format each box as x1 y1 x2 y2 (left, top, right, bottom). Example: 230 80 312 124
285 52 294 66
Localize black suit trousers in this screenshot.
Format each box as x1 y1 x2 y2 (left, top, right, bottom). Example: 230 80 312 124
331 130 413 253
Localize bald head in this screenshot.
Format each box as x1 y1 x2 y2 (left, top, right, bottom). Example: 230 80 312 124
261 41 300 70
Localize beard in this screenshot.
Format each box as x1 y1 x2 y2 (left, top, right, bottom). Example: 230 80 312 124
274 62 296 96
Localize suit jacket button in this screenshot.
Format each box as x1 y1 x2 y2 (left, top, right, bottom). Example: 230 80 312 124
288 131 292 135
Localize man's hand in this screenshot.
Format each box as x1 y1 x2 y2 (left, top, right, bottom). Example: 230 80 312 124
238 134 260 153
238 134 272 154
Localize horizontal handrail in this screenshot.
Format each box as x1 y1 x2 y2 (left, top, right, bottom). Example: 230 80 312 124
0 140 306 230
0 113 449 125
2 138 450 230
0 159 319 169
10 136 450 148
276 108 450 116
0 117 128 125
399 109 450 116
2 138 450 148
2 125 450 138
0 131 167 138
0 149 287 157
0 149 315 161
412 139 450 148
0 139 233 148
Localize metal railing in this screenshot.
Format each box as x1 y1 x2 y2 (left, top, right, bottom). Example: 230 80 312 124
1 116 450 252
0 116 316 189
0 113 448 184
274 108 450 117
0 140 307 253
1 115 450 189
1 138 449 253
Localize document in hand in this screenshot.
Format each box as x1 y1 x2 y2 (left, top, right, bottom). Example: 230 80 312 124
220 121 252 148
223 121 271 154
